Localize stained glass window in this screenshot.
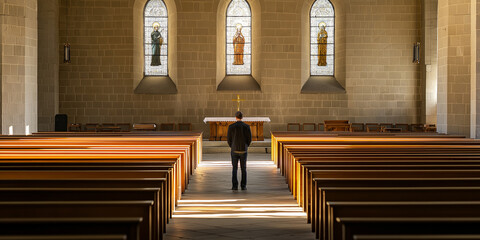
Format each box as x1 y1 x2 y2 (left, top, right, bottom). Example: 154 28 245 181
226 0 251 75
310 0 334 76
144 0 168 76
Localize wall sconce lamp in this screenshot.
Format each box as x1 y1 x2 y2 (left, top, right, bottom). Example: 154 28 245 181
64 43 71 63
413 42 420 64
63 0 71 63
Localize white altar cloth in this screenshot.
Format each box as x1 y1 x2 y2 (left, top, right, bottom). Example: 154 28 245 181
203 117 271 123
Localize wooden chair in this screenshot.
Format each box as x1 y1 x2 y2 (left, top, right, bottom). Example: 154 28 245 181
324 120 351 131
302 123 316 131
68 123 82 132
160 123 175 131
99 123 119 132
178 123 192 131
287 123 301 131
350 123 365 132
380 123 397 133
394 123 410 132
132 123 156 131
424 124 437 133
85 123 99 132
318 123 325 131
116 123 131 132
365 123 381 132
411 124 425 132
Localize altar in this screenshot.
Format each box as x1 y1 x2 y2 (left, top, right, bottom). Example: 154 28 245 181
203 117 271 141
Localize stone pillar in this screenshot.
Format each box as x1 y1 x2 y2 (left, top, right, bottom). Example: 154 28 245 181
423 0 438 125
437 0 471 137
38 0 59 131
0 0 38 135
471 0 480 138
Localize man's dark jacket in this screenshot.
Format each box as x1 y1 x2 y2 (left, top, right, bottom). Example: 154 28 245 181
227 121 252 152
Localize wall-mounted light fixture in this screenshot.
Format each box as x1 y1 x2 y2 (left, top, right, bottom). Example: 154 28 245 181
64 43 71 63
63 0 71 63
413 42 420 64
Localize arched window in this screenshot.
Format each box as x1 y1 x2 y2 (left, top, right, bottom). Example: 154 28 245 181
226 0 251 75
144 0 168 76
310 0 334 76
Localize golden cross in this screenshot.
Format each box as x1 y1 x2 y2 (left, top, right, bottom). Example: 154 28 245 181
232 94 245 111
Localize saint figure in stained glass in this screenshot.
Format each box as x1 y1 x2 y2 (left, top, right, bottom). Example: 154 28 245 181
317 22 327 66
144 0 168 76
151 22 163 66
233 24 245 65
226 0 251 75
310 0 334 76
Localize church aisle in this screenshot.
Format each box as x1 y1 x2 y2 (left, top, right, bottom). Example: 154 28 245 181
165 153 314 240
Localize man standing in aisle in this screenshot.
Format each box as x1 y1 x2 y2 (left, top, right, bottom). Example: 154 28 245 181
227 111 252 190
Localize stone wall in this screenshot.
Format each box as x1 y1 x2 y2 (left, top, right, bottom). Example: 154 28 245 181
437 0 471 136
56 0 423 137
424 0 438 125
1 0 38 135
472 0 480 137
38 0 59 131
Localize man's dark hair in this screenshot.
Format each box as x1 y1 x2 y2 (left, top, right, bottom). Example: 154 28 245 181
235 111 243 119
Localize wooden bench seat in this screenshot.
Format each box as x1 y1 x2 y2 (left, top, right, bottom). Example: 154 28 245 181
0 170 168 240
295 156 480 207
0 152 188 198
0 201 153 240
329 202 480 240
270 132 480 239
0 235 128 240
0 132 203 239
284 151 480 239
301 162 480 219
320 187 480 240
0 188 162 236
312 174 480 240
298 159 480 209
0 162 176 228
337 217 480 240
0 218 141 240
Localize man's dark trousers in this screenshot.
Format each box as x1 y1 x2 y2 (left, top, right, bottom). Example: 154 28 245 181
231 151 247 189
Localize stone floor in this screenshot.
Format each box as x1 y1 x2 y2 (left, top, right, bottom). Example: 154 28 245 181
164 153 315 240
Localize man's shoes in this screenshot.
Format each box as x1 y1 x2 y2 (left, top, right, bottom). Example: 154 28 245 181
231 187 238 190
241 187 247 190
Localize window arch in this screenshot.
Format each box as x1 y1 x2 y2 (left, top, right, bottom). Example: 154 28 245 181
310 0 334 76
144 0 168 76
226 0 251 75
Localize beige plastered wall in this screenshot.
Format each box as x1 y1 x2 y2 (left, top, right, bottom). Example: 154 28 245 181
1 0 38 135
437 0 471 136
55 0 423 138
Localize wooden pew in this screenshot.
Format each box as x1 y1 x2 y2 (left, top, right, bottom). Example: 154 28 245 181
337 217 480 240
0 235 128 240
0 151 186 235
0 170 168 240
0 132 203 239
295 154 480 209
0 188 162 235
271 132 467 168
0 162 176 231
0 152 186 203
0 201 152 240
301 160 480 215
30 131 203 171
329 202 480 240
0 218 141 240
272 132 479 239
320 187 480 240
311 170 480 240
299 159 480 211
